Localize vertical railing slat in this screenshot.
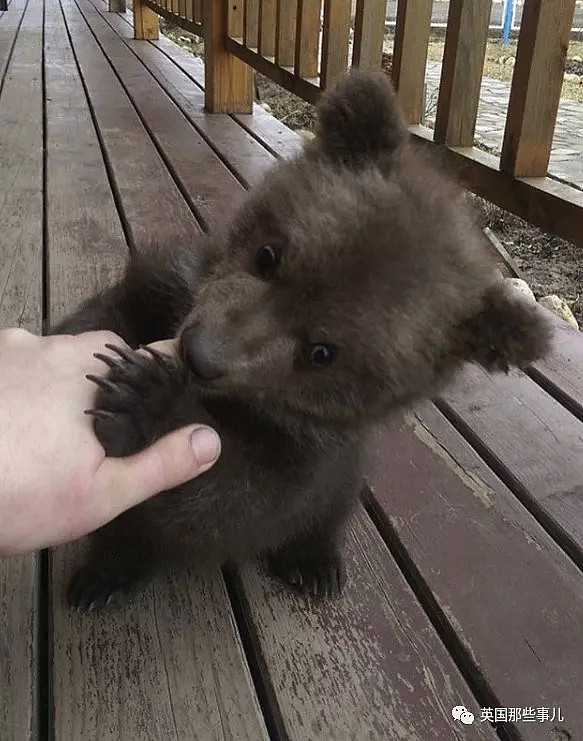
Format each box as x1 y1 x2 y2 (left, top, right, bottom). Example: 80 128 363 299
193 0 202 23
352 0 386 70
245 0 259 47
276 0 298 67
391 0 432 124
501 0 576 177
259 0 277 58
295 0 321 78
321 0 351 89
228 0 245 38
434 0 492 146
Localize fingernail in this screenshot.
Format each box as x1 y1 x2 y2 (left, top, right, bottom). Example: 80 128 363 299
190 426 221 466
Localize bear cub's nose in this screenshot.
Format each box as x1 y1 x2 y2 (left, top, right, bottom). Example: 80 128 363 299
181 325 225 381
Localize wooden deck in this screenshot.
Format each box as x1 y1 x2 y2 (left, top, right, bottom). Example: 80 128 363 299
1 1 583 739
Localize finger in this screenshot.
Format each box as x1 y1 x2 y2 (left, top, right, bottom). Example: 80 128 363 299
77 331 131 354
91 425 221 520
0 328 37 348
141 338 180 358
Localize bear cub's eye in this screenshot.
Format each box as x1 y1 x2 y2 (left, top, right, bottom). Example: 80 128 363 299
255 245 280 280
309 344 337 367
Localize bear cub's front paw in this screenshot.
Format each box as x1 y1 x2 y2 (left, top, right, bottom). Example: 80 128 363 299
86 344 189 457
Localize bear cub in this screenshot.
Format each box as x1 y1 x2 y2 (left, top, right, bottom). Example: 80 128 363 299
57 71 551 609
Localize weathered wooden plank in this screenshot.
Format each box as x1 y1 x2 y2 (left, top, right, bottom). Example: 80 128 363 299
192 0 201 23
244 0 258 46
365 404 583 741
500 0 577 177
0 556 38 741
352 0 385 70
108 0 126 13
434 0 492 147
233 103 304 160
275 0 297 67
391 0 432 124
0 0 43 331
0 0 27 86
0 2 43 738
52 545 269 740
93 5 273 190
49 3 269 738
133 0 158 39
237 508 497 740
45 0 127 328
60 0 198 248
528 310 583 420
294 0 320 77
258 0 276 57
439 364 583 564
75 0 246 229
320 0 351 89
203 0 253 113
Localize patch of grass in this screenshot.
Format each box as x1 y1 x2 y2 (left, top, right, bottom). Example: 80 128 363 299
425 37 583 102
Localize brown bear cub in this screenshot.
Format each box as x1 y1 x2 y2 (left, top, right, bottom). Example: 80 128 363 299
57 71 551 609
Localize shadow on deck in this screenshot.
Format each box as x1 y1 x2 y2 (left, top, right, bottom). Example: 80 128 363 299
1 0 583 739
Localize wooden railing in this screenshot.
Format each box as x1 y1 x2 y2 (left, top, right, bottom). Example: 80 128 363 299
125 0 583 247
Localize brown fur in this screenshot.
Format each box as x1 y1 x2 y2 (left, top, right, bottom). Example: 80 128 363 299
57 71 552 609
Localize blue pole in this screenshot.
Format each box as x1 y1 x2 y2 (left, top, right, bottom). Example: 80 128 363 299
502 0 514 44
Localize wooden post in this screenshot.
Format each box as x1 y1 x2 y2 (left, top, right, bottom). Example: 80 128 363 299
434 0 492 147
108 0 127 12
133 0 159 39
391 0 432 124
500 0 576 177
204 0 253 113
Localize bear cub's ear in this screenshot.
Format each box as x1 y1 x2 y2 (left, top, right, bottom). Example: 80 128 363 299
455 281 553 372
315 69 408 167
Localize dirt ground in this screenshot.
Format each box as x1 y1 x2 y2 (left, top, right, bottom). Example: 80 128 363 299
161 24 583 326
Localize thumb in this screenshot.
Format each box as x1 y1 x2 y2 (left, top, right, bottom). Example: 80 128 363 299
91 425 221 521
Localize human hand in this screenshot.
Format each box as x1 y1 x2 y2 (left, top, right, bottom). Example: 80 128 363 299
0 329 220 555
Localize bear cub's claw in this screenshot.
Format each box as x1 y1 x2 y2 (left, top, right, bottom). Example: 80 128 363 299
85 344 188 457
270 555 347 598
67 564 135 611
